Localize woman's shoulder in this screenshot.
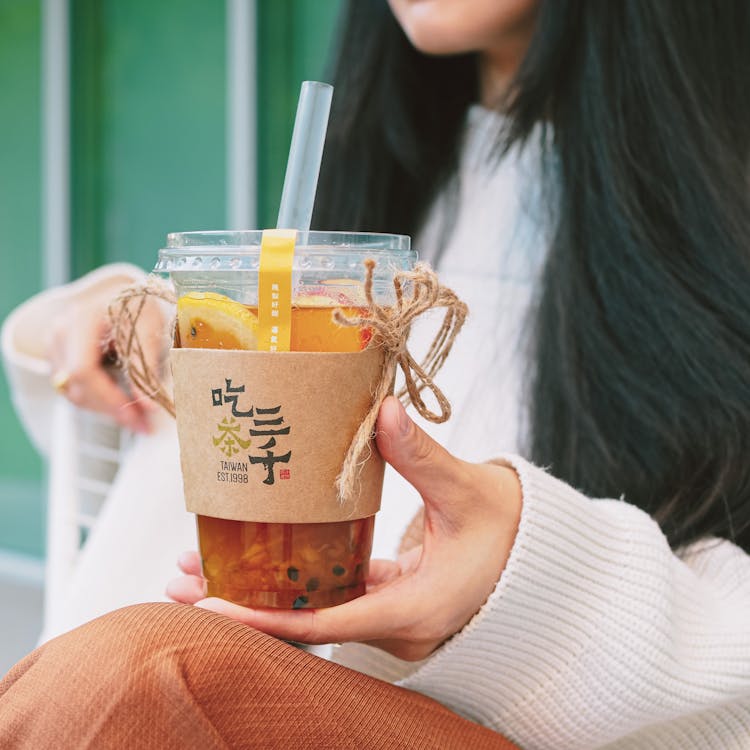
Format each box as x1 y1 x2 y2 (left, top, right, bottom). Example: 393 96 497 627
679 536 750 592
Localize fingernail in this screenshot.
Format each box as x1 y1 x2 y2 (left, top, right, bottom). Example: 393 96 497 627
396 399 411 436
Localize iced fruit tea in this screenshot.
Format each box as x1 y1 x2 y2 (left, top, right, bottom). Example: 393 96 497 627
177 293 374 608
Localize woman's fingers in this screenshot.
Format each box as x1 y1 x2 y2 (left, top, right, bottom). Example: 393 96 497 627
65 367 151 433
46 280 163 433
178 550 202 576
171 552 405 624
168 552 204 602
166 574 206 604
195 581 423 652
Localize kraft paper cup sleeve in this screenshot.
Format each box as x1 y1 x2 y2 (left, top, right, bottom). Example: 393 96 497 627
171 347 387 523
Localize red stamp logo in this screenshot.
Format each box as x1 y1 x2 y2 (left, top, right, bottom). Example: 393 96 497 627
279 468 291 480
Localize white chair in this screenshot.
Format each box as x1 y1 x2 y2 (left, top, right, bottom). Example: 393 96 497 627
44 398 129 632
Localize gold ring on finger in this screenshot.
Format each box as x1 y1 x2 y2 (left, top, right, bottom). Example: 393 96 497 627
51 370 72 394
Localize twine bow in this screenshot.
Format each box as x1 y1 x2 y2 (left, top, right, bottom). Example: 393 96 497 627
108 262 467 504
333 260 467 502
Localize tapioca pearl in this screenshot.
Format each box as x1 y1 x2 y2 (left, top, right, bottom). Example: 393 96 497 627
292 595 309 609
332 565 346 577
287 566 300 582
306 577 320 592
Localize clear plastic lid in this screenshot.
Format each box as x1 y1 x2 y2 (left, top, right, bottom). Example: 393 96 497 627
155 230 413 273
154 230 417 305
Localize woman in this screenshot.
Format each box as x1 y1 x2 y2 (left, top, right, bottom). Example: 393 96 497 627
2 1 749 747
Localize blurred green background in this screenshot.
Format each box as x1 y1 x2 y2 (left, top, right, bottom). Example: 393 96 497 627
0 0 342 561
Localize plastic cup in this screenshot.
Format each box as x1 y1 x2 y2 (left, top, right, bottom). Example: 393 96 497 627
156 230 415 609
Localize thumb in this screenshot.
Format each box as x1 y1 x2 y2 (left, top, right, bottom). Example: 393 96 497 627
375 396 472 517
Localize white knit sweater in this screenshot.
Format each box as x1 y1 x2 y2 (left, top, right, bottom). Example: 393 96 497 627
3 107 749 748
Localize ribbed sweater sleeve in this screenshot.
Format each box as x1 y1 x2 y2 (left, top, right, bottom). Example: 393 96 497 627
394 455 750 749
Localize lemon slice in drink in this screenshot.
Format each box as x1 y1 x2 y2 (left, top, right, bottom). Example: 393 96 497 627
177 292 258 350
294 294 338 307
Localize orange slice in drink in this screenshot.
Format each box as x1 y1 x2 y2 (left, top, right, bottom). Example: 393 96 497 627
177 292 258 350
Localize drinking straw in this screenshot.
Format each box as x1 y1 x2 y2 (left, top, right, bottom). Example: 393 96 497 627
276 81 334 232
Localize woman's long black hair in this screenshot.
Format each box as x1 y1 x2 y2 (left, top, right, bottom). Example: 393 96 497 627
313 0 750 553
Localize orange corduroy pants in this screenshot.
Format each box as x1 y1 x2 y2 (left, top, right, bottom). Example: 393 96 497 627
0 603 518 749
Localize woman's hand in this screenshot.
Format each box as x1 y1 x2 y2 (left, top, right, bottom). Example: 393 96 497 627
47 276 165 433
168 396 523 661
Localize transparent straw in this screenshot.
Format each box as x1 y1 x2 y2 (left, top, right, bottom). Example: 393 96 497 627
276 81 333 232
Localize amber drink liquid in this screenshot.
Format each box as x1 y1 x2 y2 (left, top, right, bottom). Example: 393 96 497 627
181 304 374 609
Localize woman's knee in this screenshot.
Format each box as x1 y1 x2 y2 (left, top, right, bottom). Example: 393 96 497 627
2 603 241 701
0 604 245 749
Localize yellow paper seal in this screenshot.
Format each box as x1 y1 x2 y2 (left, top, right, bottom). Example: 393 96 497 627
258 229 296 352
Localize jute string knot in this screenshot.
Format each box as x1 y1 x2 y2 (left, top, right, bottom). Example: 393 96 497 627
108 276 177 418
333 259 467 502
108 261 467 504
